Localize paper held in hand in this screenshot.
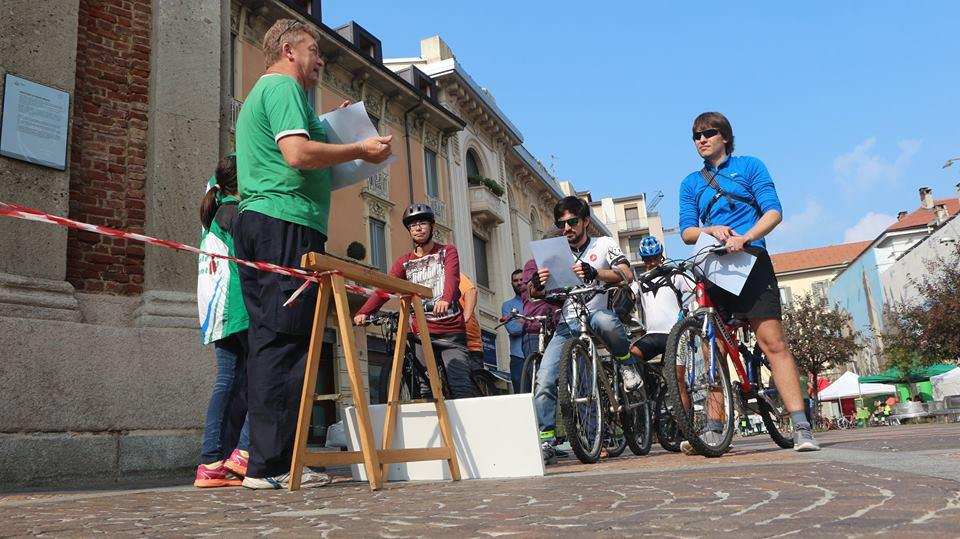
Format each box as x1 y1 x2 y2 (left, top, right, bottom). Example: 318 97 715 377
529 236 583 290
317 101 397 190
693 233 756 296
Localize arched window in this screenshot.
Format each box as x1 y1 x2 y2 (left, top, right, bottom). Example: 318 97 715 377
466 149 482 179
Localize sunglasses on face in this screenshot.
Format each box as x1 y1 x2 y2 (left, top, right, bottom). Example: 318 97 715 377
692 128 720 141
555 216 581 229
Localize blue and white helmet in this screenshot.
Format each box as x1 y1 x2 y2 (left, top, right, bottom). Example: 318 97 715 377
638 236 663 257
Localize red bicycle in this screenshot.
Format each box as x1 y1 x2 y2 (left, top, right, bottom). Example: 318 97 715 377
653 245 794 457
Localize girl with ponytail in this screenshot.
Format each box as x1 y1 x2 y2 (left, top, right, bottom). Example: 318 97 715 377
195 153 251 487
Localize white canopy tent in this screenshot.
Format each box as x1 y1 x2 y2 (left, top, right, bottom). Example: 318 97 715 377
931 367 960 401
818 371 896 401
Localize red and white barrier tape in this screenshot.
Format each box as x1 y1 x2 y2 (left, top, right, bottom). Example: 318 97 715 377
0 200 397 306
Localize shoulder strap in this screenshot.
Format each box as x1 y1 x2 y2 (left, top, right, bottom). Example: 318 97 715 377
699 167 762 225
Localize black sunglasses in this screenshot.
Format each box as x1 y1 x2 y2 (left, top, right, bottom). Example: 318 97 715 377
555 216 581 229
692 128 720 141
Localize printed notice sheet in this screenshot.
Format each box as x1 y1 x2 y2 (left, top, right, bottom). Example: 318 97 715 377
693 233 757 296
317 101 397 190
530 237 583 290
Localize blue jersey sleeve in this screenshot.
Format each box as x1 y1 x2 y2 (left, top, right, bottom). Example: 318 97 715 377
678 174 701 235
746 158 782 215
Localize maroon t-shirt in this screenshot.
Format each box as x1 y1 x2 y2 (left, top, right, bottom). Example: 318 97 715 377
358 242 465 335
520 258 561 334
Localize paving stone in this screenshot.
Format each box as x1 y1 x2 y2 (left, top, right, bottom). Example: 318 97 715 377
2 423 960 536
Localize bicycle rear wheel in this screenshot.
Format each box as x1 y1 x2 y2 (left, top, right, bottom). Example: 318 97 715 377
663 315 735 458
654 382 682 452
520 352 541 393
749 350 793 449
623 381 652 456
558 339 604 464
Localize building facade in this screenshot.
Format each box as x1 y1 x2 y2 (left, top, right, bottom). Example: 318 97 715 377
770 240 871 309
827 187 960 375
587 193 666 274
0 1 591 486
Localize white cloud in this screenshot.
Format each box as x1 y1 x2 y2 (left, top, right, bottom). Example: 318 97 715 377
833 137 921 191
843 212 897 243
768 199 825 251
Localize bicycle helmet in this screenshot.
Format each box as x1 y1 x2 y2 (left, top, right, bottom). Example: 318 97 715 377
401 203 436 228
638 236 663 257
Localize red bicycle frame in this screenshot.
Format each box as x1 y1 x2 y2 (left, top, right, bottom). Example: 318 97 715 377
691 281 754 394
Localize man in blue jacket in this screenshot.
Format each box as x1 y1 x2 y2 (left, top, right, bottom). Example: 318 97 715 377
501 269 525 392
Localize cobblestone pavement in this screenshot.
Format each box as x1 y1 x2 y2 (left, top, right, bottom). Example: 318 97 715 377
3 423 960 537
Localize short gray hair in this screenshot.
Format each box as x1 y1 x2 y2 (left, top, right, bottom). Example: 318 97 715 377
262 19 320 68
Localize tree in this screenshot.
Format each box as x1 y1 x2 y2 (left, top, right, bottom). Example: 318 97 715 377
782 293 861 410
882 244 960 372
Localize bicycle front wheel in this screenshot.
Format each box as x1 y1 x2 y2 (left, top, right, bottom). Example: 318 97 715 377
663 315 735 458
520 352 541 393
558 339 604 464
379 359 418 404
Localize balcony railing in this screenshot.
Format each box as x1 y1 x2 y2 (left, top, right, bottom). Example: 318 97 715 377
469 185 505 226
427 196 447 224
230 98 243 133
619 218 649 233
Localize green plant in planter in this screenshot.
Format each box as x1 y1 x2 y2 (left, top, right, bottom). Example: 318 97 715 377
468 175 505 197
346 241 366 261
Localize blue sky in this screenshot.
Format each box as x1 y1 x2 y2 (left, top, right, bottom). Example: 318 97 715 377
323 2 959 256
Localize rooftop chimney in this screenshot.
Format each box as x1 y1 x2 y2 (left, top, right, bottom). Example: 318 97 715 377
934 204 949 226
956 182 960 203
420 36 455 63
919 187 934 209
897 210 908 221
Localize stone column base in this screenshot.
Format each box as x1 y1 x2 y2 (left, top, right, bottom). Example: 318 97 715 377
0 271 80 322
133 290 198 329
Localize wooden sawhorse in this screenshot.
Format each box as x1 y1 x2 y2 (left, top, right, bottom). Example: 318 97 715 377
288 252 461 491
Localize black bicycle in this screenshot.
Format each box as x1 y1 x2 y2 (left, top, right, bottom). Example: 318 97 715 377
363 311 450 403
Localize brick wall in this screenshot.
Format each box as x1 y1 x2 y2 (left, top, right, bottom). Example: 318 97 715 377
66 0 151 294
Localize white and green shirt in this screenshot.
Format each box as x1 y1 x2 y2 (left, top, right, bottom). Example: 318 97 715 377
235 74 332 234
197 192 248 344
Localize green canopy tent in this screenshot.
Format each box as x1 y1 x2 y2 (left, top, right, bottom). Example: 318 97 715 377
860 364 956 383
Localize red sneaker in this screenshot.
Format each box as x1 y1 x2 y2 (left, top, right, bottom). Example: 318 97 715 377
224 449 248 477
194 463 243 488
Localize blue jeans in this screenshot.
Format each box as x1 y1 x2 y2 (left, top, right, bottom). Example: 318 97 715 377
533 309 632 441
201 333 250 464
509 355 525 393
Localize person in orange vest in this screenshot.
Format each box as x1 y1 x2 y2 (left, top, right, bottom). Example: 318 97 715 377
459 273 485 372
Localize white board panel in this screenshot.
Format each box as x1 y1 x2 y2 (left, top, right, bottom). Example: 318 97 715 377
343 394 545 481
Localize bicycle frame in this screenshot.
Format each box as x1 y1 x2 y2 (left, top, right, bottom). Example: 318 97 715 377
566 288 632 415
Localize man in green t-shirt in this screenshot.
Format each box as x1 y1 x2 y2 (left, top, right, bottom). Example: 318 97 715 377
233 18 392 490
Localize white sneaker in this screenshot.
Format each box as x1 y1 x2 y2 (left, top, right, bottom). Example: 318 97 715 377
242 468 331 490
620 364 643 391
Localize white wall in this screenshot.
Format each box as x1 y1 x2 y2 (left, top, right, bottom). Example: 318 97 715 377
881 217 960 305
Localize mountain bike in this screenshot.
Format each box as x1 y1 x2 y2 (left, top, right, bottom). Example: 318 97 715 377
552 282 652 463
660 245 794 457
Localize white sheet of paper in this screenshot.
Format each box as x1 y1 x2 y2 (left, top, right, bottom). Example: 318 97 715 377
693 233 757 296
316 101 397 190
530 237 582 290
